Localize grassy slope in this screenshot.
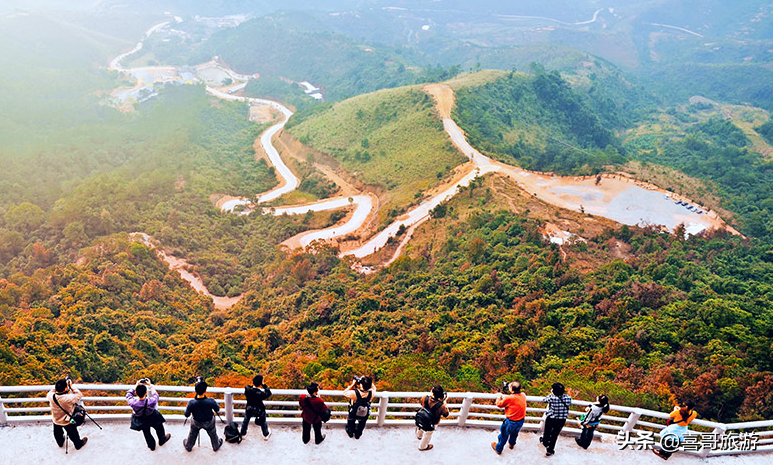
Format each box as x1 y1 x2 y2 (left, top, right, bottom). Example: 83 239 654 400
287 84 466 226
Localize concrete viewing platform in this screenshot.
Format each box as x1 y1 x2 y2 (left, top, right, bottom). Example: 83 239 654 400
1 385 771 464
2 422 770 465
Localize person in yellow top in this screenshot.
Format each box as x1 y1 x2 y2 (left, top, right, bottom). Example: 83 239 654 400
653 400 697 460
46 378 88 450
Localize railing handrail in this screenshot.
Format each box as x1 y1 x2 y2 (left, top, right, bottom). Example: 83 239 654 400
1 384 771 458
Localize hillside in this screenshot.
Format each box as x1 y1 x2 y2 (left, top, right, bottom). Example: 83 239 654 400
453 69 625 175
286 84 467 227
152 13 459 102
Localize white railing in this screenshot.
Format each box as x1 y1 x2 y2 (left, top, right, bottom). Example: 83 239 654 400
1 384 771 458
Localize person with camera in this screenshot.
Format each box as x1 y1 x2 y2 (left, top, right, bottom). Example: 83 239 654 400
575 394 609 450
241 374 272 439
299 382 327 445
46 377 88 450
126 378 171 450
183 379 223 452
540 382 572 457
491 381 527 455
343 375 376 439
415 385 450 451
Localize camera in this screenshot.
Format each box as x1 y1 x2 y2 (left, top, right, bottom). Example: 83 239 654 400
139 377 151 385
353 375 362 384
195 376 204 384
501 381 511 394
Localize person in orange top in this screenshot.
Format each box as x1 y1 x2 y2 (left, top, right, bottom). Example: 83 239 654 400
653 400 697 460
491 381 527 454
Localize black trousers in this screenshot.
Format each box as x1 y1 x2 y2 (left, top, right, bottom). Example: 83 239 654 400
302 420 323 444
53 423 84 449
141 421 167 449
543 417 566 453
346 416 368 439
576 425 596 449
241 410 269 436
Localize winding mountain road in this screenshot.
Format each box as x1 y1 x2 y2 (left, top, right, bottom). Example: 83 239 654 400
113 21 737 310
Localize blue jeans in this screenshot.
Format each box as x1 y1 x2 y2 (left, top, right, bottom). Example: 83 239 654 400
496 418 525 453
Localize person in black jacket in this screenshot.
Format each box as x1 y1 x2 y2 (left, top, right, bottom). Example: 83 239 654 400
241 374 272 439
183 380 223 452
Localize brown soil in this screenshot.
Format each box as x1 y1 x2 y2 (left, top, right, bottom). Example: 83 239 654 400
250 105 279 123
423 83 455 119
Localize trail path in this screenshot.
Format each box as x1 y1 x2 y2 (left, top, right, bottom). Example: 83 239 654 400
109 22 738 309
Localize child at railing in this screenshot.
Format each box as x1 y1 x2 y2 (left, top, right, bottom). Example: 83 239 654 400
575 394 609 449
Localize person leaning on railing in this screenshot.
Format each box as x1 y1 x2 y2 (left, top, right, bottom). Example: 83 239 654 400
126 378 171 451
653 400 697 461
491 381 527 455
539 382 572 457
575 394 609 450
46 378 88 450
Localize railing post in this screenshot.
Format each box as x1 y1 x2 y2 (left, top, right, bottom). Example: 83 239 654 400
458 394 473 427
224 391 234 424
701 426 725 458
622 410 642 433
0 394 7 426
377 393 389 426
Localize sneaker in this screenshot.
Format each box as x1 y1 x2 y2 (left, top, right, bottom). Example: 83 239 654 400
419 444 434 451
159 433 171 447
653 449 669 460
183 439 191 452
213 438 223 452
491 442 501 455
546 451 554 457
508 444 515 450
263 429 271 441
77 438 88 450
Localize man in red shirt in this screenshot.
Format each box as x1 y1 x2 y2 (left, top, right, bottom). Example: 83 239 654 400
491 381 527 454
299 382 327 445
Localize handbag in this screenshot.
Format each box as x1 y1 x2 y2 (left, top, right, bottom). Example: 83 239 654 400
130 398 149 431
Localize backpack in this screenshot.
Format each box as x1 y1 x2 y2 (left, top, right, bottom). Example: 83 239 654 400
52 394 86 427
349 390 372 419
224 422 242 444
415 397 443 431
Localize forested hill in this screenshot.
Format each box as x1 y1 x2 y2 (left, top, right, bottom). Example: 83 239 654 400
165 14 460 102
2 175 773 423
454 69 625 175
